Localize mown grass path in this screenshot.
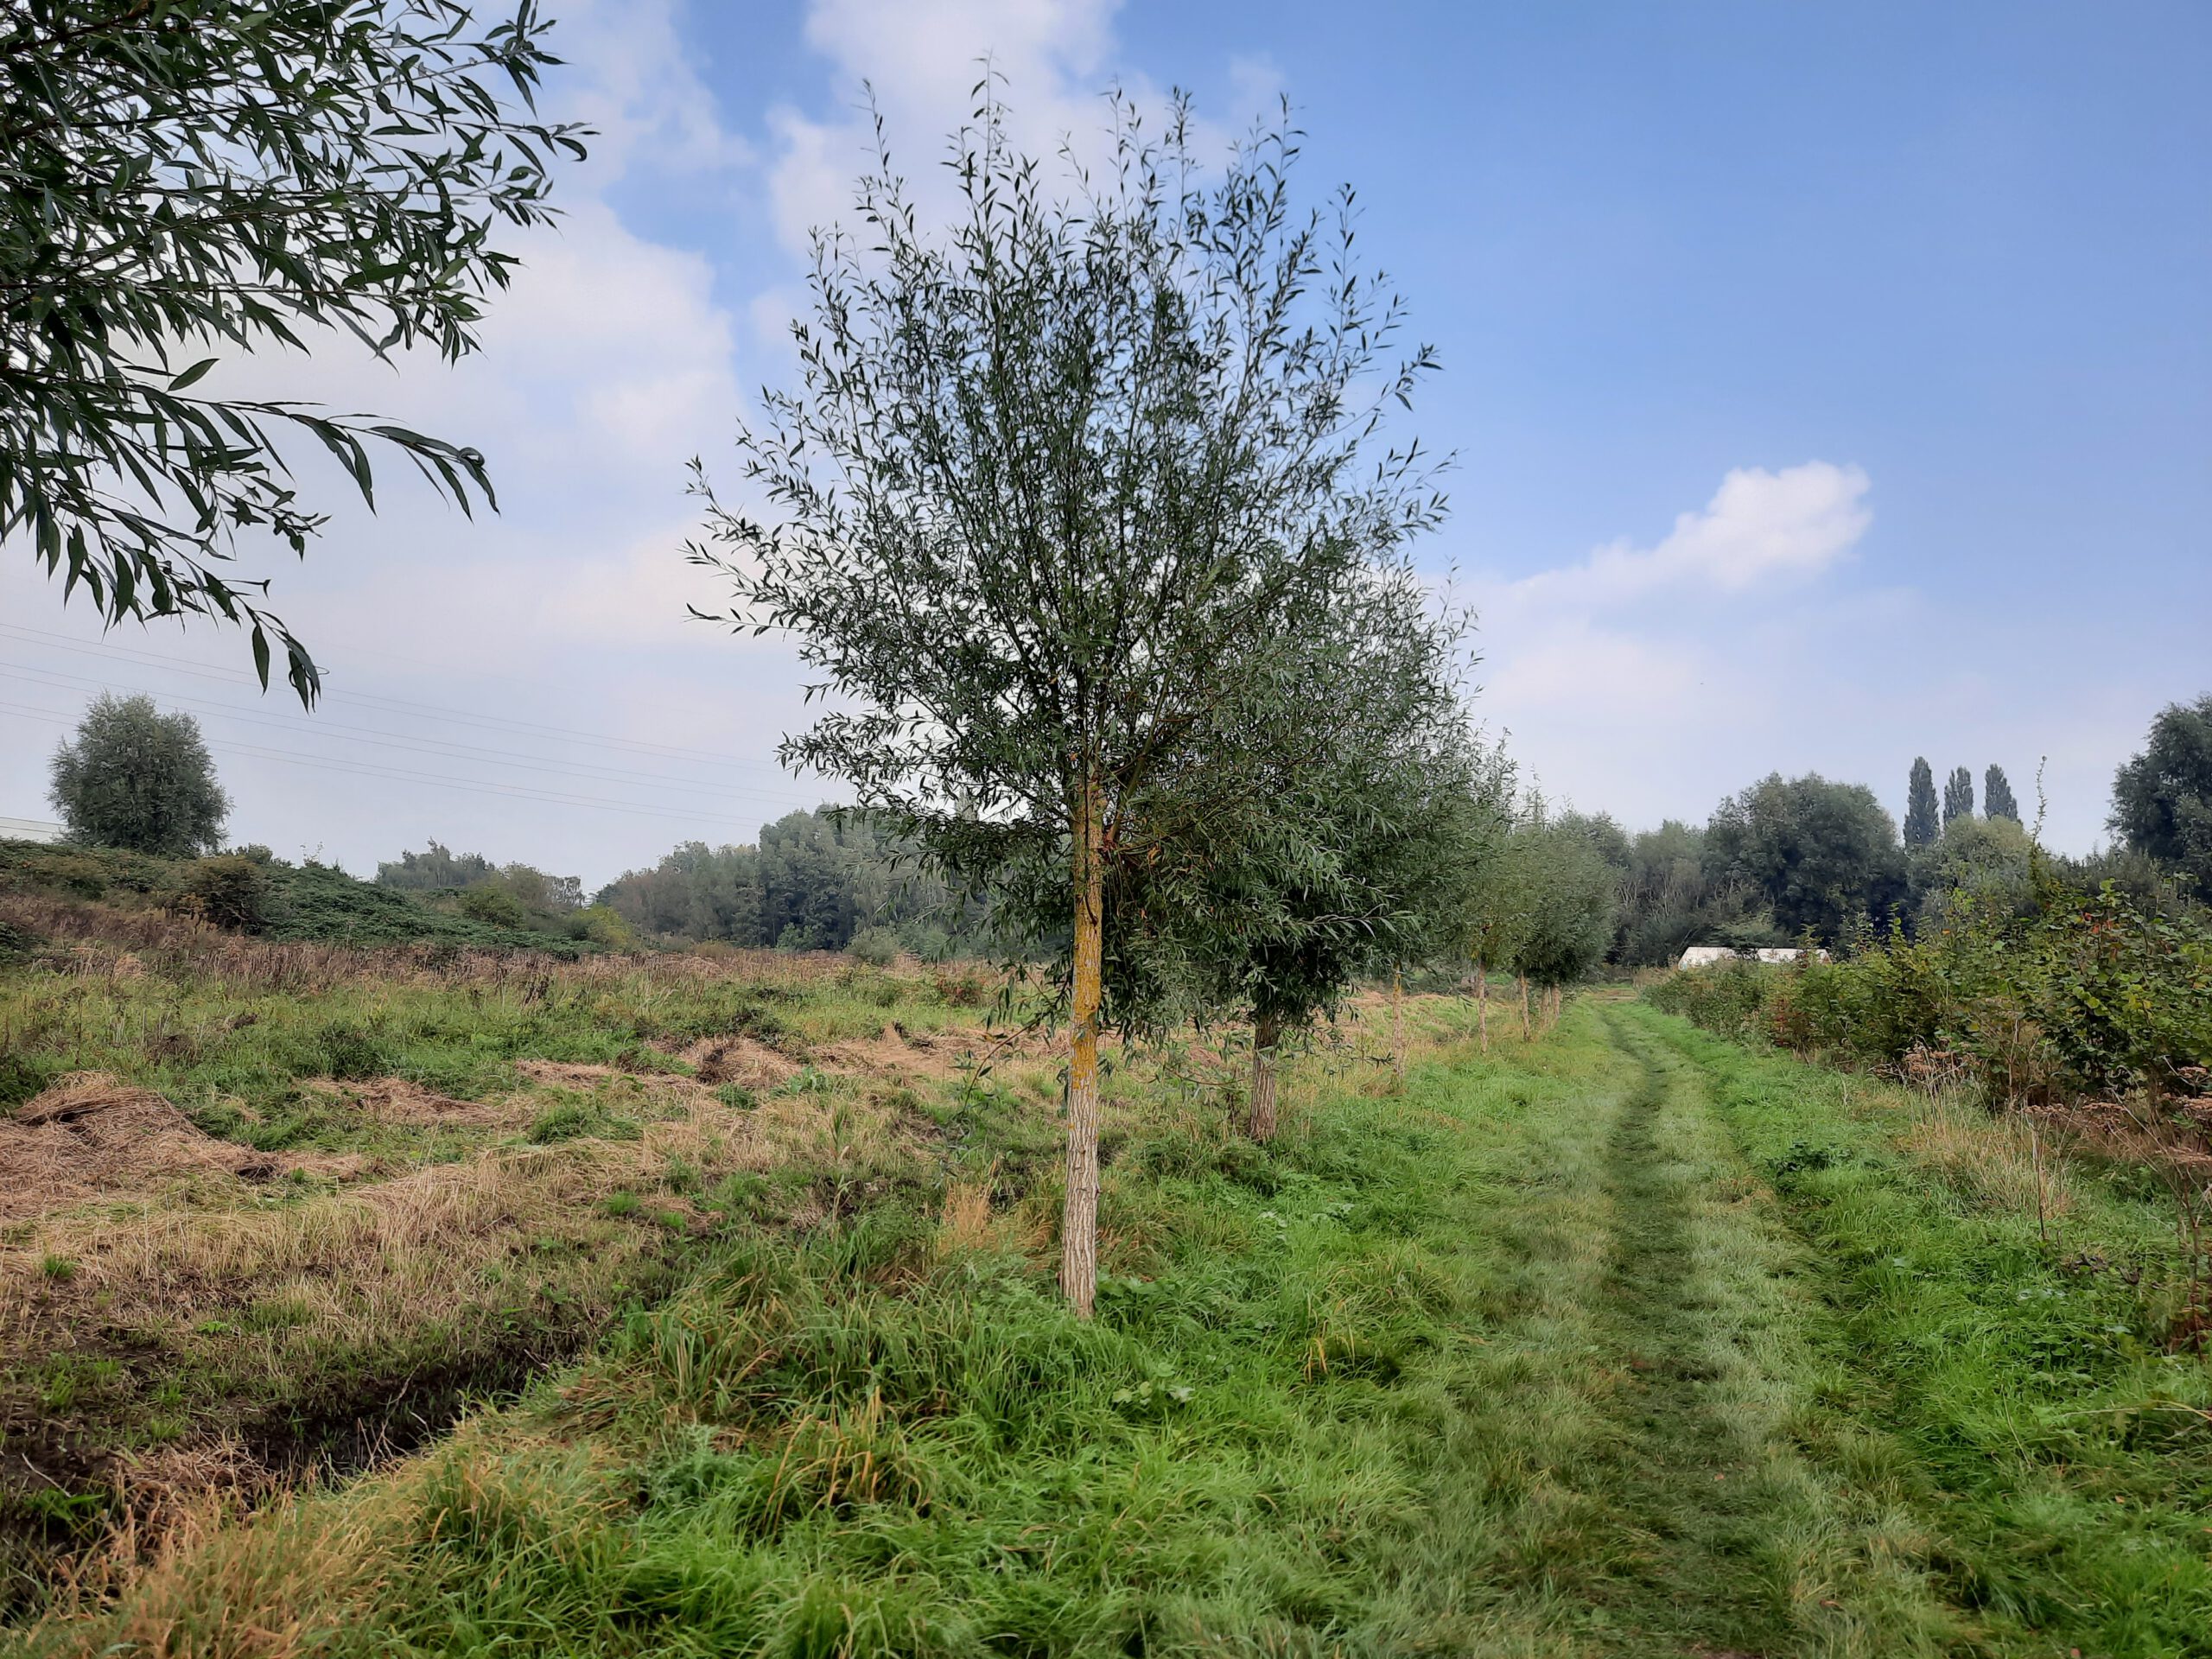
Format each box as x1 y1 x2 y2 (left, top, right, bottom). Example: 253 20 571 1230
15 996 2209 1659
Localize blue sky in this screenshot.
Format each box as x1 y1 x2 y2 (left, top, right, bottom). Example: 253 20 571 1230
2 0 2205 880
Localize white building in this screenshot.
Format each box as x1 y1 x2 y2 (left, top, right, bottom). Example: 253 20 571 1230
1675 944 1830 969
0 817 63 844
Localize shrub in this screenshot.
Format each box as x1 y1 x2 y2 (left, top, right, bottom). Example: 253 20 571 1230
183 854 273 931
457 886 528 928
575 904 637 950
1651 874 2212 1105
0 918 39 963
846 925 899 969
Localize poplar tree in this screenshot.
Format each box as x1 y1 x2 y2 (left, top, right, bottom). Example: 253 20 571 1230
1984 765 2020 823
691 90 1442 1316
1944 766 1974 829
1904 757 1940 848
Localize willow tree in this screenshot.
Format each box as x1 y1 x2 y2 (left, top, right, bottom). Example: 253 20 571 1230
690 91 1441 1316
3 0 588 701
1121 569 1479 1139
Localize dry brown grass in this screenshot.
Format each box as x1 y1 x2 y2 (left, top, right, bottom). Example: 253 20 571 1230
935 1160 1001 1260
1897 1090 2077 1224
0 1074 371 1224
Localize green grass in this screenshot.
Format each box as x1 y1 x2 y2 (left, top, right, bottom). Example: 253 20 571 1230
11 988 2212 1656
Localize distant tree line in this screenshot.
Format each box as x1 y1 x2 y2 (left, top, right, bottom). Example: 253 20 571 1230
587 808 996 958
1598 707 2209 966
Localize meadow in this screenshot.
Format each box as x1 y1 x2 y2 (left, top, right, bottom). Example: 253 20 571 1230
3 901 2210 1655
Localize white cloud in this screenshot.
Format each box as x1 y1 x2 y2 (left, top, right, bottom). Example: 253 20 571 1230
1510 460 1872 608
760 0 1243 264
1467 461 1878 823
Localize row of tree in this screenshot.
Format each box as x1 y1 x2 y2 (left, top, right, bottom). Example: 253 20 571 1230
1904 758 2018 847
588 810 993 957
1592 697 2211 967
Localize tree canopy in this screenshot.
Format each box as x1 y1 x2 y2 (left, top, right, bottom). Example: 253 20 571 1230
1705 772 1904 944
48 692 228 855
1943 766 1975 829
2110 692 2212 903
1904 757 1940 849
3 0 586 700
1984 764 2020 823
690 89 1443 1313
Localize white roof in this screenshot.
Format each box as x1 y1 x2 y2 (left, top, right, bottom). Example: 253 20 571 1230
1676 944 1830 969
0 817 61 844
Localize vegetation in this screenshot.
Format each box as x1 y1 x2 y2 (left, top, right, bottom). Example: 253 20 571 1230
1904 756 1940 849
1942 765 1974 829
2111 692 2212 905
46 696 228 857
1985 763 2020 823
2 838 600 957
3 0 586 699
594 809 993 957
7 934 2209 1655
1702 772 1906 944
690 92 1446 1315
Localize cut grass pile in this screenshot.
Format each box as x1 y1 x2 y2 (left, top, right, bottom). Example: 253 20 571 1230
6 961 2209 1656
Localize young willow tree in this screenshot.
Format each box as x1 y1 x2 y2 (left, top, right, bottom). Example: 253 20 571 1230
2 1 588 700
690 93 1443 1317
1123 577 1478 1140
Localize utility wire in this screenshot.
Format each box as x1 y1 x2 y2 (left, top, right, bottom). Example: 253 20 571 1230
0 698 798 830
0 661 821 811
0 622 793 771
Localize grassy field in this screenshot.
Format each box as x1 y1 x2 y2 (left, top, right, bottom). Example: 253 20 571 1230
3 934 2209 1656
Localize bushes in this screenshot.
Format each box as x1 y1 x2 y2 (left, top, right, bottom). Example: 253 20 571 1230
1650 875 2212 1104
456 886 528 928
180 854 273 931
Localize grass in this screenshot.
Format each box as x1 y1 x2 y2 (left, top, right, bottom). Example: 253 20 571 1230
5 953 2209 1656
0 941 995 1617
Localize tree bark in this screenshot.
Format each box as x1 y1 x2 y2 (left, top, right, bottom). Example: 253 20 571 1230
1391 969 1406 1087
1248 1012 1281 1141
1476 962 1488 1052
1519 973 1531 1041
1061 769 1105 1319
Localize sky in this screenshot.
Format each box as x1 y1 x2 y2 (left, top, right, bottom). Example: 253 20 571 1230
3 0 2206 886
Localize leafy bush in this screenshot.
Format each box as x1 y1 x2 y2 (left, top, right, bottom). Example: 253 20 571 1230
0 918 38 963
1651 872 2212 1103
456 886 528 928
846 925 900 968
181 854 273 931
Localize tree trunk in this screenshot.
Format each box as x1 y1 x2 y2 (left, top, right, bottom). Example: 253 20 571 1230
1391 970 1406 1087
1519 974 1531 1040
1248 1013 1281 1141
1476 962 1489 1052
1061 771 1105 1319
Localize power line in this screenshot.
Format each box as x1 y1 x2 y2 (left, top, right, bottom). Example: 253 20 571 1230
0 662 822 812
0 622 796 771
0 698 805 830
